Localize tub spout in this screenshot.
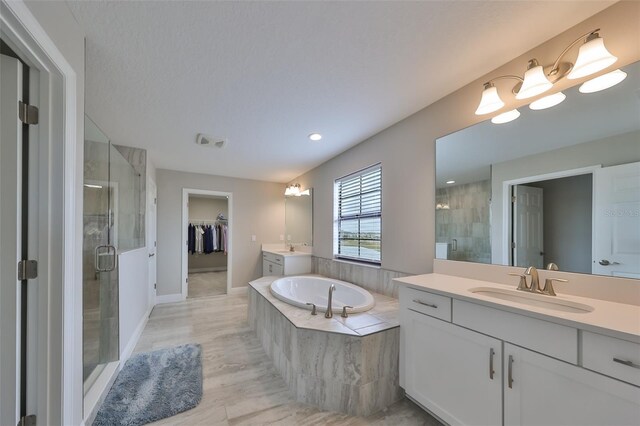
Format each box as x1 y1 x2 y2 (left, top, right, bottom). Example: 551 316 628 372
325 284 336 318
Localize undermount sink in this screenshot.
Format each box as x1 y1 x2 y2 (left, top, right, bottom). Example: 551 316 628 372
468 287 594 314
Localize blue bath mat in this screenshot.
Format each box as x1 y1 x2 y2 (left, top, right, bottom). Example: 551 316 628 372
93 343 203 426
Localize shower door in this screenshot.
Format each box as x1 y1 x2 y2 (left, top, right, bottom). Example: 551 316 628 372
83 117 120 392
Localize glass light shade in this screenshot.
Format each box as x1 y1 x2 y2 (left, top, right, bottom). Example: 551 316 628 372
529 92 566 110
475 85 504 115
567 37 617 80
579 69 627 93
516 65 553 99
284 186 293 196
491 109 520 124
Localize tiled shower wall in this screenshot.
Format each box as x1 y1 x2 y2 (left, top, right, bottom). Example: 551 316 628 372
311 256 409 298
435 180 491 264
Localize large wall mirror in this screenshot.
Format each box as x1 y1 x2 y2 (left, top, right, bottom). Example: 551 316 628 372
436 61 639 278
285 188 313 246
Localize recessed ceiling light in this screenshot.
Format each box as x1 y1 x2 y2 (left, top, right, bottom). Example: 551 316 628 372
579 69 627 94
529 92 566 110
308 133 322 141
446 180 456 184
491 109 521 124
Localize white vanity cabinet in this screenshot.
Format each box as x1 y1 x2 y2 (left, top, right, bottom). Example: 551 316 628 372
262 251 311 277
399 284 640 426
403 308 502 425
504 343 640 426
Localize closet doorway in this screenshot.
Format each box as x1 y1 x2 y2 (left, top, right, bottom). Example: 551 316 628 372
181 189 232 298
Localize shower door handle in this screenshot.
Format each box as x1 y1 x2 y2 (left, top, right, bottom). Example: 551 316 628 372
95 245 118 272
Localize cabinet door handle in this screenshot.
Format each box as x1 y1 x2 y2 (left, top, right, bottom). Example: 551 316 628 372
412 299 437 309
489 348 495 380
613 358 640 369
508 355 514 389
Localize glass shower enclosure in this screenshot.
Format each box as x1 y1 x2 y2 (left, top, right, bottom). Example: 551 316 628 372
82 117 121 393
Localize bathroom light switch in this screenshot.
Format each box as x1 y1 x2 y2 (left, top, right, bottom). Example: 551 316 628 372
251 235 256 242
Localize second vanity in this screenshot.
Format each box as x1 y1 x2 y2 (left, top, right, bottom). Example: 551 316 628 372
262 247 311 276
395 273 640 426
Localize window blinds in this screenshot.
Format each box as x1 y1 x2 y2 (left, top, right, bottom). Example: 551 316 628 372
336 165 382 264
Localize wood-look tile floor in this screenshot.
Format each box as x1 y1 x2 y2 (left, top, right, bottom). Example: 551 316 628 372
188 271 227 298
134 292 441 425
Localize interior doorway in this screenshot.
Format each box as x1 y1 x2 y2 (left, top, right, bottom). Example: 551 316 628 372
181 189 232 298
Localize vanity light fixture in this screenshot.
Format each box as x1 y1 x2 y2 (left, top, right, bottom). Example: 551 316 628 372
491 109 520 124
84 184 103 189
475 29 617 115
529 92 567 110
308 133 322 141
284 183 302 196
579 69 627 94
446 180 456 185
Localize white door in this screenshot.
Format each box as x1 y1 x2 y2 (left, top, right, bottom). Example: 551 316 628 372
0 53 23 426
148 180 157 310
593 162 640 278
404 310 502 426
513 185 544 268
504 343 640 426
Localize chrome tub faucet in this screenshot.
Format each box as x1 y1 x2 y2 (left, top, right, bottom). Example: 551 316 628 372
325 284 336 318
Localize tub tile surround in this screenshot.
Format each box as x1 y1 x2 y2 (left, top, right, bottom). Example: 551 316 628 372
312 256 409 298
248 277 402 416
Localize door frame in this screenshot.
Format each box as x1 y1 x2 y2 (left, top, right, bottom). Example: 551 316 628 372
147 178 157 311
1 2 81 425
181 188 233 299
501 165 601 266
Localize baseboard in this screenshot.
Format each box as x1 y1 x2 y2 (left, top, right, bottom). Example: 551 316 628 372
189 267 227 273
83 361 119 426
228 286 247 295
120 306 152 363
156 293 185 304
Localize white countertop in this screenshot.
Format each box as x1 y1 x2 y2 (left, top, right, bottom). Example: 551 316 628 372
394 273 640 344
263 248 312 257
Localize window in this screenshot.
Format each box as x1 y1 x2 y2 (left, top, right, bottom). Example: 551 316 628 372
335 164 382 264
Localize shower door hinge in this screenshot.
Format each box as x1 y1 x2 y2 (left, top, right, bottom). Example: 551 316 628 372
18 260 38 280
18 101 39 125
18 415 36 426
511 195 516 203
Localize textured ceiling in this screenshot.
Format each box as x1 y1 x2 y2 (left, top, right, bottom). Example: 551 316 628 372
67 1 613 182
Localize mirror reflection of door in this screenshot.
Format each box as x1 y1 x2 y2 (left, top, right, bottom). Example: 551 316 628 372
512 185 544 268
593 161 640 278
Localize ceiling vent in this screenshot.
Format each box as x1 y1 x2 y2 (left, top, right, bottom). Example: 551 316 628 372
196 133 226 149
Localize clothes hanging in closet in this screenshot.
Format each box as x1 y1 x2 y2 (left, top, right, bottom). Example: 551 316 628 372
187 222 228 255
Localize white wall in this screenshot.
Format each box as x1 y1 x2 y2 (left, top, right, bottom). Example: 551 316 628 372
491 130 640 264
292 3 639 280
156 169 284 294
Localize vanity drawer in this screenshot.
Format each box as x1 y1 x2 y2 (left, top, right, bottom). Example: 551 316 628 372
263 252 284 264
453 299 578 363
582 331 640 387
400 286 452 322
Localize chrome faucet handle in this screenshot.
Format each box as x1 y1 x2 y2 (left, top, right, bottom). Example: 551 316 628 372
306 302 317 315
508 272 529 291
341 306 353 318
541 278 568 297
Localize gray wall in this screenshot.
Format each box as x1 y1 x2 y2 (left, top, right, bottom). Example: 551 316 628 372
436 180 491 264
529 174 592 274
290 3 639 276
156 169 284 294
491 130 640 264
188 196 228 271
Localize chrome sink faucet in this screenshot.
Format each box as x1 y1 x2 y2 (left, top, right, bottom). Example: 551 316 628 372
525 266 541 293
325 284 336 318
510 266 567 297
